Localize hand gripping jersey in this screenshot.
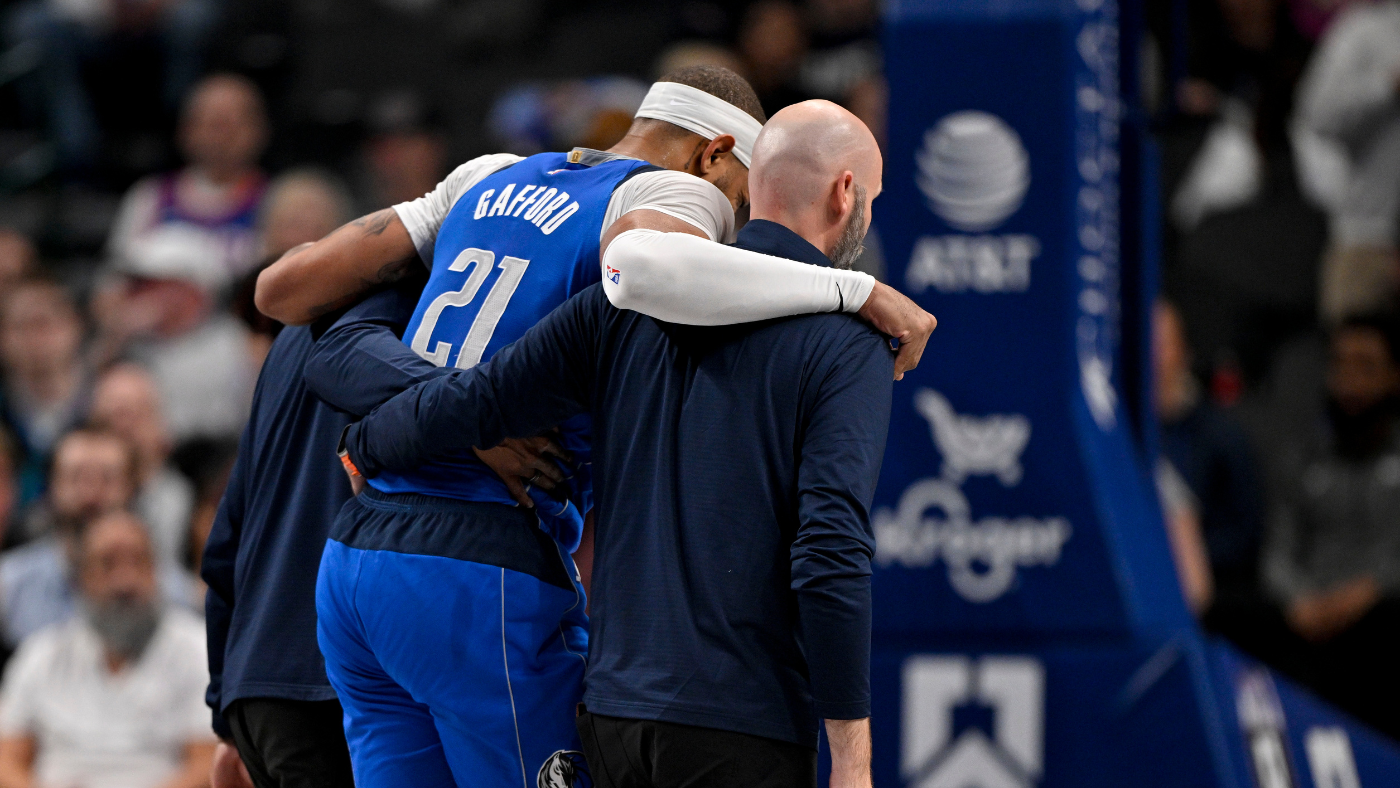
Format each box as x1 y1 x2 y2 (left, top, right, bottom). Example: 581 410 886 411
369 151 658 550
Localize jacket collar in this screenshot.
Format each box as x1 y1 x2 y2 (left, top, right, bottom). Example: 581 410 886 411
733 219 832 268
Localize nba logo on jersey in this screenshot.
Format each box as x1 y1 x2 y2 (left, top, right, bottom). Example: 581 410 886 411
606 264 620 284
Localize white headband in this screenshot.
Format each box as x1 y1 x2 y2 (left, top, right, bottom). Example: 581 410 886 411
634 81 762 168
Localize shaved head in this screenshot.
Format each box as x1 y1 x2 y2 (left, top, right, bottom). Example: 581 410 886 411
748 101 882 266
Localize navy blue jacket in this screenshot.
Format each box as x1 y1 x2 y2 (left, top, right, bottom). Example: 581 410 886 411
345 220 894 748
202 282 438 737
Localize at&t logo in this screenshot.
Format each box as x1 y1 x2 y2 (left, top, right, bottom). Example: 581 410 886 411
908 111 1040 295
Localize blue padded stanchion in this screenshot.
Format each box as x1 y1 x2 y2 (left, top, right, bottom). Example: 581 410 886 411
873 0 1400 785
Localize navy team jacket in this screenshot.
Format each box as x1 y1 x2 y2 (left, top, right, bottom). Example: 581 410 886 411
202 281 439 737
344 220 894 748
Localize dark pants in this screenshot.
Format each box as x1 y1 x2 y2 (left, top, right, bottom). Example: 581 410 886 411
576 709 816 788
226 698 355 788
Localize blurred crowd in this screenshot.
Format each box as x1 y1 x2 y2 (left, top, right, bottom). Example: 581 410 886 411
0 0 882 785
1145 0 1400 743
0 0 1395 781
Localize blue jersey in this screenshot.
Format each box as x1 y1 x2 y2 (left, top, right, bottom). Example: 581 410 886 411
370 151 654 547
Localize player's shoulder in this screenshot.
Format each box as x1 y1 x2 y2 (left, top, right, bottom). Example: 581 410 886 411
607 168 733 241
617 168 726 200
443 153 526 192
453 152 526 176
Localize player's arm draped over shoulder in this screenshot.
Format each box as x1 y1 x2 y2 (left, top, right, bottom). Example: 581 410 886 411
599 215 936 380
255 208 419 325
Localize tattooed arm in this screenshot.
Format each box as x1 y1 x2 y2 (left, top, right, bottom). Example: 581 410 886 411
255 154 523 325
254 209 419 325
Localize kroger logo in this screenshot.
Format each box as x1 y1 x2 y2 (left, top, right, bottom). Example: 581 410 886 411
874 389 1071 603
916 111 1031 232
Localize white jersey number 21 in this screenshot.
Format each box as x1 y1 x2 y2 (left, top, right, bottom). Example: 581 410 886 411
410 247 531 369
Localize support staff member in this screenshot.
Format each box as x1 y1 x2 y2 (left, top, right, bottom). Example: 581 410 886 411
201 282 562 788
341 100 903 788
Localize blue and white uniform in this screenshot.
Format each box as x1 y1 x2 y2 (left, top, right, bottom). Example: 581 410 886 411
314 149 735 788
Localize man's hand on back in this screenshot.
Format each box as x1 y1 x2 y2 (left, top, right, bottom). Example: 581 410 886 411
474 435 572 508
825 717 873 788
857 282 937 380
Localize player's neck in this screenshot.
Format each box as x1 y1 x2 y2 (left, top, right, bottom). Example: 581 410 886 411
606 132 698 175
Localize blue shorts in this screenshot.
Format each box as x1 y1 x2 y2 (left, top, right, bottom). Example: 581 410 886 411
315 489 589 788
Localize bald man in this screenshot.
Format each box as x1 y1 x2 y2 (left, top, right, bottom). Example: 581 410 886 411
340 101 900 788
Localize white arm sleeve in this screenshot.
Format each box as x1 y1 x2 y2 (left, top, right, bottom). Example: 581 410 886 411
602 229 876 326
392 153 524 266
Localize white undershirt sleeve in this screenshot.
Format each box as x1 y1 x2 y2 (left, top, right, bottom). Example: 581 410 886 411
602 228 877 326
391 153 524 266
602 169 735 243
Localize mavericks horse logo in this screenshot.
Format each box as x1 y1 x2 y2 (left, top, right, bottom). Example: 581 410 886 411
538 750 591 788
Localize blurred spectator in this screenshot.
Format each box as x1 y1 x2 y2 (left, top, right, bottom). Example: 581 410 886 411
229 266 283 376
1263 314 1400 739
231 169 352 371
93 228 255 444
799 0 880 104
0 511 214 788
653 41 747 81
487 77 647 159
89 364 194 570
0 431 17 550
1286 0 1363 41
1155 300 1266 598
737 0 811 116
259 168 354 261
1295 0 1400 323
358 91 447 212
0 428 195 650
105 73 270 296
0 278 91 515
845 75 887 152
1156 457 1217 615
0 233 37 292
5 0 219 172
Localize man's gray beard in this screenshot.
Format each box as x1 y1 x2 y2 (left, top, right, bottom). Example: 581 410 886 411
84 598 161 660
830 186 868 270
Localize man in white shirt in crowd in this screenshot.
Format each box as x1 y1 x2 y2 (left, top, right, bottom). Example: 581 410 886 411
0 510 214 788
89 364 195 570
1297 0 1400 321
0 429 196 650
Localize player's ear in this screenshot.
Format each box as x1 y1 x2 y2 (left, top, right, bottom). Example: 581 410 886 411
700 135 737 175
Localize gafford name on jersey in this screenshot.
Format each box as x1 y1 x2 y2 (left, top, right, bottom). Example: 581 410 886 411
472 182 580 235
